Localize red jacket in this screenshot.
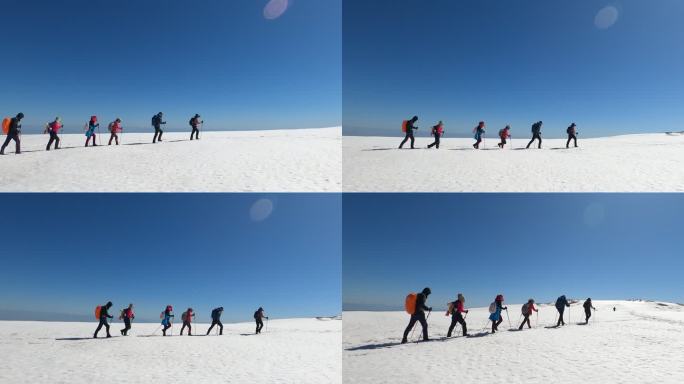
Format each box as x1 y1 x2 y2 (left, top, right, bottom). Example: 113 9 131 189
49 121 62 133
456 300 465 313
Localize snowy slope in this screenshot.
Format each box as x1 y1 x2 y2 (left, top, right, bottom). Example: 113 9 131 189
343 134 684 192
344 300 684 383
0 128 341 192
0 318 341 384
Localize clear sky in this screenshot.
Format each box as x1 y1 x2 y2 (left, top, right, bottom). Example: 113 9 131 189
0 194 341 322
0 0 340 133
343 194 684 310
343 0 684 137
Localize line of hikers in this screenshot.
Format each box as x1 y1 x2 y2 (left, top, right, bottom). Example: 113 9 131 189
0 112 205 155
93 302 268 338
399 116 579 150
401 288 597 343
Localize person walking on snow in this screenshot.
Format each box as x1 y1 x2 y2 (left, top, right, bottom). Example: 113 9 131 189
472 121 485 149
152 112 166 143
399 116 418 149
161 305 174 336
566 123 578 148
401 287 432 343
45 117 63 151
108 118 122 145
583 298 596 324
206 307 224 335
518 299 538 330
555 295 571 326
427 121 444 149
1 112 24 155
526 121 543 149
498 125 511 148
85 116 99 147
189 114 203 140
94 301 114 338
119 303 135 336
488 294 508 333
180 307 196 336
254 307 269 334
446 293 469 337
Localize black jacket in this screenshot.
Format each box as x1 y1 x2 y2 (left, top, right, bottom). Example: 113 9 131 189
211 308 223 321
100 305 113 320
8 117 21 134
414 293 429 314
405 119 417 133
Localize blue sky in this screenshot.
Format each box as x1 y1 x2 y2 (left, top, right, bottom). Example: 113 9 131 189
343 0 684 137
343 194 684 310
0 0 340 133
0 194 341 322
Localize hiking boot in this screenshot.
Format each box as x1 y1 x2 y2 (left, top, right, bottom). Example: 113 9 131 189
401 339 407 344
106 334 111 338
120 330 124 335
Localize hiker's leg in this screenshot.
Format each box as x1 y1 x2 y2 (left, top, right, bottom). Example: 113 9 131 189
180 323 186 335
94 319 104 337
457 313 467 336
399 133 409 148
402 316 418 341
218 321 223 335
447 317 457 337
409 134 415 149
566 136 571 148
418 312 428 340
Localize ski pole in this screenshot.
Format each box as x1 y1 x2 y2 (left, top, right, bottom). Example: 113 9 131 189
536 310 539 328
505 308 511 329
150 324 162 336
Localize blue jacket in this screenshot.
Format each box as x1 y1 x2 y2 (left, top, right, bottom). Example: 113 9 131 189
488 302 503 321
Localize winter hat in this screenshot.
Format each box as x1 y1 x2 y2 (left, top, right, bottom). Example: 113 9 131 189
422 287 432 296
457 293 465 303
106 301 113 308
495 294 504 302
17 113 24 119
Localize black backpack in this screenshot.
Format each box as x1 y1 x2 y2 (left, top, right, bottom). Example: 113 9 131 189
189 118 194 127
254 311 259 320
152 115 159 126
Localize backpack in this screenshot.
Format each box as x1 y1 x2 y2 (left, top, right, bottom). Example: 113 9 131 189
159 311 164 319
254 311 259 320
532 123 541 134
181 311 188 322
211 308 220 320
445 301 455 316
401 120 408 133
108 122 114 132
405 293 417 315
152 115 157 126
1 117 10 134
189 118 194 127
94 305 102 319
522 303 529 315
119 309 124 320
488 302 497 314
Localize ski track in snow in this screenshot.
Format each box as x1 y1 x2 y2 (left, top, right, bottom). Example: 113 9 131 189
343 301 684 384
0 318 341 384
0 128 341 192
343 134 684 192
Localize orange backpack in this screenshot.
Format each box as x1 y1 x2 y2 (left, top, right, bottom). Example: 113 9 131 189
405 293 417 315
1 118 10 134
94 305 102 319
401 120 408 133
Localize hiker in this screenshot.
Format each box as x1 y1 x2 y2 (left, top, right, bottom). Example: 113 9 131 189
108 118 122 145
401 287 432 343
399 116 418 149
254 307 269 334
1 112 24 155
566 123 578 148
518 299 538 330
498 125 511 148
583 298 596 324
45 117 63 150
180 308 196 336
189 114 203 140
152 112 166 143
526 121 543 149
85 116 99 147
119 304 135 336
427 121 444 149
488 294 508 333
555 295 570 326
446 293 469 337
161 305 174 336
94 301 114 338
473 121 486 149
206 307 224 335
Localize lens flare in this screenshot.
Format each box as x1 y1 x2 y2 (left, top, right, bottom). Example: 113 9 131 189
263 0 289 20
250 198 274 222
594 6 619 29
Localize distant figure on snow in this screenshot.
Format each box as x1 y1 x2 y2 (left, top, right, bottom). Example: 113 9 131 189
45 117 63 151
180 307 196 336
254 307 268 334
119 303 135 336
446 293 469 337
161 305 174 336
399 116 419 149
555 295 570 326
488 294 507 333
566 123 578 148
152 112 166 143
518 298 538 330
108 118 122 145
1 112 24 155
189 114 203 140
207 307 224 335
498 125 511 148
401 287 432 343
85 116 99 147
583 298 596 324
427 121 444 149
526 121 543 149
473 121 485 149
94 301 114 338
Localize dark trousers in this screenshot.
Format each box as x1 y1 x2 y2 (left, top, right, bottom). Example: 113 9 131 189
256 319 264 334
399 132 415 149
402 311 428 342
207 319 223 335
153 127 163 143
447 311 467 337
46 131 60 150
519 313 532 329
566 134 577 148
585 309 592 323
526 133 542 148
121 318 131 335
556 308 566 326
85 133 96 146
427 134 441 149
473 137 482 149
191 127 200 140
180 321 193 335
162 322 172 336
94 318 111 337
109 133 119 145
492 315 503 333
1 131 20 154
498 137 507 148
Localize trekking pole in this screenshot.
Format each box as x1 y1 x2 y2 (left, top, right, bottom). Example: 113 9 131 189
149 324 162 336
536 311 539 328
505 308 511 329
